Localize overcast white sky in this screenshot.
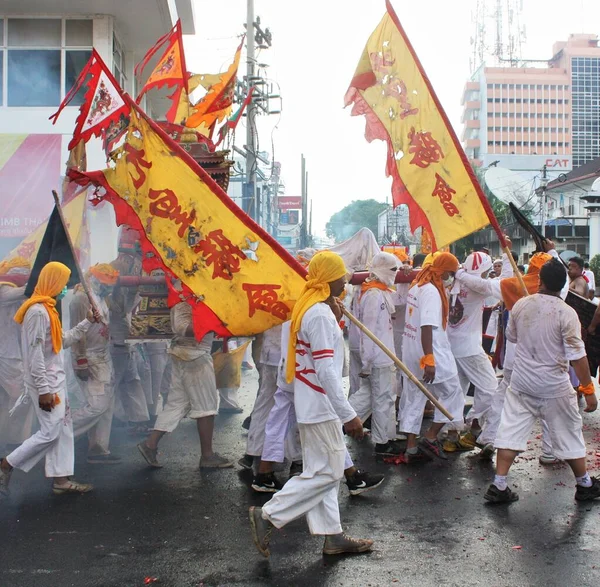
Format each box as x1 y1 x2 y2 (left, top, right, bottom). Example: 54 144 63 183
184 0 600 235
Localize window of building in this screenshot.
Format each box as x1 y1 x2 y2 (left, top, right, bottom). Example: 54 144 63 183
3 18 92 107
113 34 127 88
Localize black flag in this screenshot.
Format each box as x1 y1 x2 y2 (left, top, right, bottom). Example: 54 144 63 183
25 205 80 297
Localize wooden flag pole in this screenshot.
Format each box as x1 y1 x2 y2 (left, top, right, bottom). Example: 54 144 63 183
51 190 103 321
341 307 453 421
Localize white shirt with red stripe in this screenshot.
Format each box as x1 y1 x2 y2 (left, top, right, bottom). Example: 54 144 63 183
294 303 357 425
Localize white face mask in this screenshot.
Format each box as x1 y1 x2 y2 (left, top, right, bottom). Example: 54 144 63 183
443 276 454 288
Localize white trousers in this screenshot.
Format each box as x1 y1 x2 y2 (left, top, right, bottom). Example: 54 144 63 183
495 387 586 460
7 387 74 478
478 369 554 454
112 345 149 423
0 357 35 445
398 374 465 435
246 364 278 456
262 419 345 535
455 352 498 425
154 354 219 433
349 366 396 445
72 377 115 456
147 346 168 416
348 350 361 398
262 387 302 463
392 306 405 396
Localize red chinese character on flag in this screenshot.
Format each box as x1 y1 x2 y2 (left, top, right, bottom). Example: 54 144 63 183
124 143 152 189
242 283 290 320
431 173 459 217
408 128 444 168
194 229 246 280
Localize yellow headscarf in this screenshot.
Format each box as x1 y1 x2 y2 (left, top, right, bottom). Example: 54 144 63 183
286 251 347 383
88 263 119 285
14 262 71 354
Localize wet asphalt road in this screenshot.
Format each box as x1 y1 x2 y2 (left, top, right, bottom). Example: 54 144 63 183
1 369 600 587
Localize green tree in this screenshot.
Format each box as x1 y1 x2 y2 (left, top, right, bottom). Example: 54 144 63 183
326 199 388 243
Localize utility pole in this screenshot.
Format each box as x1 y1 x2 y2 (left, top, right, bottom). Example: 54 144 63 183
300 154 307 248
540 163 548 237
246 0 257 221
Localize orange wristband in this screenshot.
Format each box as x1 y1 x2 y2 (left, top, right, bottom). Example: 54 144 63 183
420 354 435 369
578 382 596 396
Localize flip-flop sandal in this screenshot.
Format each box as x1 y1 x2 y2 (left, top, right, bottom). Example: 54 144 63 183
52 480 93 495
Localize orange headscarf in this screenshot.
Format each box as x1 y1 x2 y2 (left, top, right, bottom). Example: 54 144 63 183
89 263 119 285
500 252 552 310
14 262 71 354
414 252 459 329
382 246 409 263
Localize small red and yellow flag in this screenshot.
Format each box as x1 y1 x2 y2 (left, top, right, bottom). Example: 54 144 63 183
71 101 307 339
185 38 244 131
345 1 497 251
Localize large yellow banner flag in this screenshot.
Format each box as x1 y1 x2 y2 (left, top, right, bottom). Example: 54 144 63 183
345 0 498 251
71 102 307 338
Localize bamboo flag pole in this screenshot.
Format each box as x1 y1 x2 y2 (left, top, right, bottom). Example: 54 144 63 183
51 190 103 321
341 307 453 421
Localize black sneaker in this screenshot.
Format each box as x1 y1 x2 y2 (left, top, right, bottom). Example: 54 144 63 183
484 484 519 504
289 461 303 477
238 454 254 470
374 442 402 456
242 416 252 431
251 473 283 493
345 469 385 496
575 477 600 501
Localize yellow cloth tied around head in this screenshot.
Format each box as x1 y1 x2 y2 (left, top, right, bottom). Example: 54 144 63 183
286 251 347 383
89 263 119 285
14 262 71 354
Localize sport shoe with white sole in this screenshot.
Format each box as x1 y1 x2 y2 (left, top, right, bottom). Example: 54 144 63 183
345 470 385 496
418 437 448 460
249 506 274 557
251 473 283 493
238 454 254 470
199 453 234 469
538 453 561 465
322 533 374 555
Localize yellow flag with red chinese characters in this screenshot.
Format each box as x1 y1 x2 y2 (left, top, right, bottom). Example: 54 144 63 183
345 0 496 251
70 102 307 339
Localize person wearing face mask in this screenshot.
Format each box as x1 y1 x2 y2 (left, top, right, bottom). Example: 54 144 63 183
399 252 465 463
445 252 502 452
70 264 121 464
349 252 400 456
0 262 98 497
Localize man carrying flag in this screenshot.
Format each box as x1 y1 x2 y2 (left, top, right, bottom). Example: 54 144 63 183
249 252 373 558
70 264 122 464
0 262 98 497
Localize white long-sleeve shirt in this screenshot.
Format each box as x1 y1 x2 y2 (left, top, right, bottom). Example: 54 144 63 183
293 303 356 425
276 322 294 393
358 288 394 372
22 304 91 397
260 324 283 367
69 290 112 381
0 284 26 360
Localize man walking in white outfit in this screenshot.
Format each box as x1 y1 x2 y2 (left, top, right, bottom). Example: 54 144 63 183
0 262 97 497
349 252 400 456
71 264 121 464
249 251 373 557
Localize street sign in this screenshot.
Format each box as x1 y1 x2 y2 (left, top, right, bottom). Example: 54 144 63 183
279 212 289 224
276 236 293 245
277 196 302 210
